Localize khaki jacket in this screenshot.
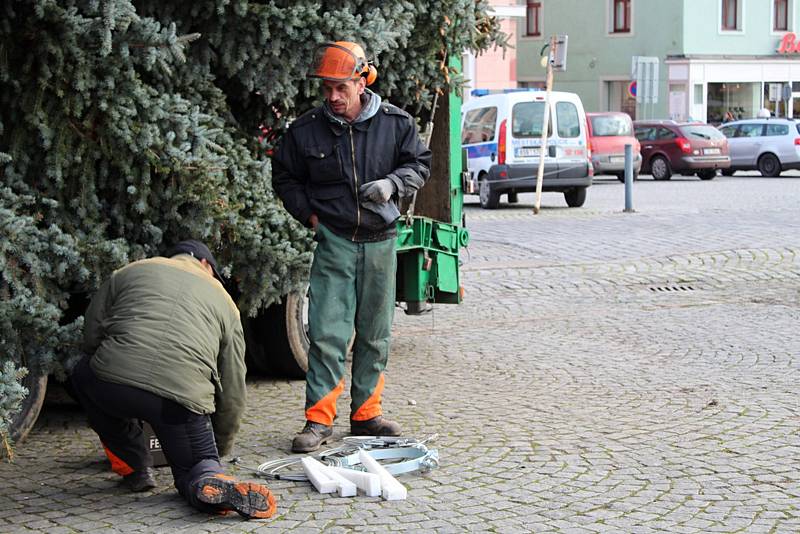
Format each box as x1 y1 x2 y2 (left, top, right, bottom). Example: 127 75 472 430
83 255 246 456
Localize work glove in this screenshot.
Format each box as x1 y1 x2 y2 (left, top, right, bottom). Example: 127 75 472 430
359 178 395 203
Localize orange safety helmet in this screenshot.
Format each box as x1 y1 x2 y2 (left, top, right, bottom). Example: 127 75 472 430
310 41 377 85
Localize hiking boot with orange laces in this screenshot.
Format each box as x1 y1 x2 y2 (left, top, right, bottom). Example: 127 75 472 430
196 473 277 519
291 421 333 453
350 415 402 437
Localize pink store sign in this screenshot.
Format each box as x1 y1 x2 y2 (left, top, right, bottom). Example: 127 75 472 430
777 32 800 53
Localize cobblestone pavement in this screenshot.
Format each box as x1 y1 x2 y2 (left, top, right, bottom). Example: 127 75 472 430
2 173 799 533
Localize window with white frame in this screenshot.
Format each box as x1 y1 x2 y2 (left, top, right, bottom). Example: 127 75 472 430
694 84 704 105
774 0 790 31
722 0 741 31
526 1 542 37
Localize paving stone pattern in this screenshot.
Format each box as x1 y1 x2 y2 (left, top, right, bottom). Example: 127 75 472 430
1 174 799 533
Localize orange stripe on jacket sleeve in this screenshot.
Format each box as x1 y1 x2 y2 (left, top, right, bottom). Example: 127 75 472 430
305 379 345 426
351 373 385 422
103 444 134 476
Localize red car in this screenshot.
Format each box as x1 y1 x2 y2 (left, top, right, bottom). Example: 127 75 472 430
586 112 641 182
633 120 730 180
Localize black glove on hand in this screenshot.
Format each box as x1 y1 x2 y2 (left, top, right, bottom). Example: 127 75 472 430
359 178 395 203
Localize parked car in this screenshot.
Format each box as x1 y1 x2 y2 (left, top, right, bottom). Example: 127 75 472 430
461 90 592 209
717 118 800 177
586 112 641 182
633 120 730 180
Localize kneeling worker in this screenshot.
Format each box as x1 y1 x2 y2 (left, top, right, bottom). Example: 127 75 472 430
71 240 276 519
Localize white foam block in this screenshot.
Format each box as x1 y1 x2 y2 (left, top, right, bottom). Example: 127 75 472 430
301 457 337 494
358 449 407 501
318 465 357 497
330 466 382 497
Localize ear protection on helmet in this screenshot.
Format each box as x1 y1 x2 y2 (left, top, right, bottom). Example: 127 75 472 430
364 64 378 86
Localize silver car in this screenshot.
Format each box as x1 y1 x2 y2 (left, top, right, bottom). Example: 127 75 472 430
718 119 800 177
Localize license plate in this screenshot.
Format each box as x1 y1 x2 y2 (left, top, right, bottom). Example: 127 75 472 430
704 147 721 155
517 147 540 157
609 156 625 163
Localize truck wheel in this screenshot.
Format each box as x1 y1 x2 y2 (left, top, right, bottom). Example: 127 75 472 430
478 176 500 209
564 187 587 207
5 373 48 447
244 290 309 379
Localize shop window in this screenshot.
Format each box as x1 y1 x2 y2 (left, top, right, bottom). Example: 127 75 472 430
763 82 791 117
526 1 542 37
610 0 631 33
694 84 704 105
707 82 759 124
722 0 740 31
774 0 789 31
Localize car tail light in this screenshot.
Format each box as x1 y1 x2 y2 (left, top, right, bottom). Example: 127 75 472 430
498 119 507 165
794 138 800 146
675 137 692 154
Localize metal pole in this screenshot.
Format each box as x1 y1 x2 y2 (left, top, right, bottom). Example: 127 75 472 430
623 143 634 213
533 36 555 215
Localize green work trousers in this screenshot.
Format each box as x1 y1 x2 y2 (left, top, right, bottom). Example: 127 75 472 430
304 223 397 426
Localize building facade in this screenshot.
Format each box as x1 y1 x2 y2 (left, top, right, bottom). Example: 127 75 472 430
462 2 525 101
516 0 800 123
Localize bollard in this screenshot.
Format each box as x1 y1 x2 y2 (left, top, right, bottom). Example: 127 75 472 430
623 143 634 213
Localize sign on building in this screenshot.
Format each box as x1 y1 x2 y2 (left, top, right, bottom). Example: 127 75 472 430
551 35 568 72
769 83 782 102
631 56 659 104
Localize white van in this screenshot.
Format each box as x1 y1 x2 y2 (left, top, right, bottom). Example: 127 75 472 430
461 90 592 209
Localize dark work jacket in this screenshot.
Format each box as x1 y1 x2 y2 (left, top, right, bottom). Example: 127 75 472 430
272 99 432 242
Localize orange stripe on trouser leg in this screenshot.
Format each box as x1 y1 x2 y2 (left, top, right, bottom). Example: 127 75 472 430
305 378 345 426
351 373 385 422
103 444 134 476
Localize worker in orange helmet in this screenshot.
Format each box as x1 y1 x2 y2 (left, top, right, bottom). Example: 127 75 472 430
272 41 432 453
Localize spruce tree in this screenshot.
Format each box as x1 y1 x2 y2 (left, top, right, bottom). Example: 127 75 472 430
0 0 506 448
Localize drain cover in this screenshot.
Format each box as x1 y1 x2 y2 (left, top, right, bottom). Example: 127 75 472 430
649 285 695 292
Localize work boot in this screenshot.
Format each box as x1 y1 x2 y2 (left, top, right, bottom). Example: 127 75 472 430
291 421 333 453
350 415 402 437
196 473 277 519
122 467 157 492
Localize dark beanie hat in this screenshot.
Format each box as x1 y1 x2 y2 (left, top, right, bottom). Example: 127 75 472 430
167 239 224 282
